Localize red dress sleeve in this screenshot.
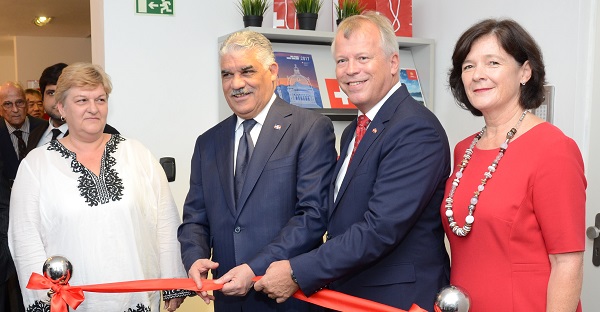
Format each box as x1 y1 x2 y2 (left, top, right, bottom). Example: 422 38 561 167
532 134 586 254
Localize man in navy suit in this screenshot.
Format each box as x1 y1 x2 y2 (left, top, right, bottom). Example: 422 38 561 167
0 82 45 312
0 82 46 185
255 12 451 311
177 30 336 312
0 153 23 312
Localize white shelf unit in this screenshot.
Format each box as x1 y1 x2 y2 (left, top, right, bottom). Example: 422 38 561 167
218 27 435 121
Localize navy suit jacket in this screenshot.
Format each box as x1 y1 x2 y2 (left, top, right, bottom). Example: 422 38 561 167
0 116 46 184
0 150 13 283
178 97 336 312
290 85 451 311
0 116 45 285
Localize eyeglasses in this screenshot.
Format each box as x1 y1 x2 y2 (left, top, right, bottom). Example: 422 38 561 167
2 99 26 110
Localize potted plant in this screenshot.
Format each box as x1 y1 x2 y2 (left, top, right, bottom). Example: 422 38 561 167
292 0 324 30
335 0 365 25
237 0 270 27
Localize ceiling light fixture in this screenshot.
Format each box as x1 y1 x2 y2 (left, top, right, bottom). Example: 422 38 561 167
33 16 53 27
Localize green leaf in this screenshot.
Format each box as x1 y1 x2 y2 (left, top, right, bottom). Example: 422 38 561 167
335 0 366 20
292 0 324 14
237 0 271 16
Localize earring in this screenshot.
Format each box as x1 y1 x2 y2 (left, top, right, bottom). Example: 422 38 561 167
521 82 526 86
60 116 65 122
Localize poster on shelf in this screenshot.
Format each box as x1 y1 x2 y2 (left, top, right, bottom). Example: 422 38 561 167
399 68 424 105
274 51 323 109
325 79 356 109
273 0 298 29
360 0 412 37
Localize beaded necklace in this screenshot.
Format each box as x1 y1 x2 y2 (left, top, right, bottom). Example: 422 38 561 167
445 110 528 237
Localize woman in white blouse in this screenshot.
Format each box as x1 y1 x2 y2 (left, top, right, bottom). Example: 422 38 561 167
8 62 191 312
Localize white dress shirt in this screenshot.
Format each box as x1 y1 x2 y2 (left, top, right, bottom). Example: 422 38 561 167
36 121 69 147
233 94 275 174
334 82 402 202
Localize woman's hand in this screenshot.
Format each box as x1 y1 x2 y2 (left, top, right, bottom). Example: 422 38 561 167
164 297 185 311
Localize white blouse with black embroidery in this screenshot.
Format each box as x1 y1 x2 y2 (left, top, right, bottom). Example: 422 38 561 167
9 134 192 312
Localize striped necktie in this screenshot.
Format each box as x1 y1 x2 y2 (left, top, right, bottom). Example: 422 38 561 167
13 130 27 160
234 119 258 202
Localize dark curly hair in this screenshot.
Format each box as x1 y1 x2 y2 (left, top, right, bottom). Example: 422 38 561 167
448 19 546 116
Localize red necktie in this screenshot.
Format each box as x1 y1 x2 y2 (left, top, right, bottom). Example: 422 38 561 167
350 115 371 162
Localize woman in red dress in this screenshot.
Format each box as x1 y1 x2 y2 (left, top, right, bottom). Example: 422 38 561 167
443 19 585 311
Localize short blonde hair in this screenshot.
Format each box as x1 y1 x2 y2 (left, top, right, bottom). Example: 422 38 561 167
332 11 399 58
55 63 113 105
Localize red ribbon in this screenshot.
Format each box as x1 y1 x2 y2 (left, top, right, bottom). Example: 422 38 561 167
26 273 85 311
27 273 427 312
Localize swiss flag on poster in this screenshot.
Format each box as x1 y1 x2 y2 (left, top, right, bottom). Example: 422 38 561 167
405 69 418 81
325 79 356 109
273 0 298 29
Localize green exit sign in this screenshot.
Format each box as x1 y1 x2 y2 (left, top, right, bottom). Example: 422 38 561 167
136 0 174 15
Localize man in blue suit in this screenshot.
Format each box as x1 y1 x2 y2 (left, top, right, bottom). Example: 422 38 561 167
0 82 46 186
177 30 336 312
0 82 45 312
255 12 451 311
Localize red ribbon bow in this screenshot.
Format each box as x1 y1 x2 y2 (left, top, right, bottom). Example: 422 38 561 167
27 273 427 312
27 273 85 312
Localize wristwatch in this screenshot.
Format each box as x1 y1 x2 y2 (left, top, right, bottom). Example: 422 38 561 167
290 269 299 284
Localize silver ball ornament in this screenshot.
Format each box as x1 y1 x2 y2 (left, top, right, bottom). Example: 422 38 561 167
43 255 73 285
434 285 471 312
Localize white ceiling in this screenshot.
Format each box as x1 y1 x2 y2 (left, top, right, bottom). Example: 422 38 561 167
0 0 90 38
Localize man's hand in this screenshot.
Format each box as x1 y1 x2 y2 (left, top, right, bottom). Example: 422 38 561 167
215 263 256 296
188 258 219 304
163 297 185 311
254 260 299 303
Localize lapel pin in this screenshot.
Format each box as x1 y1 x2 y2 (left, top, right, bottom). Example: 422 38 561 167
274 124 281 130
372 128 378 134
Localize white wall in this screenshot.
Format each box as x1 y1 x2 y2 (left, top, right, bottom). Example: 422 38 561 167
0 36 90 86
14 36 92 86
90 0 335 211
0 37 16 83
582 2 599 308
411 0 593 157
91 0 235 211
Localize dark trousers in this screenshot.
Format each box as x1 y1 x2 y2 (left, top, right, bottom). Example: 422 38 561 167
0 272 25 312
